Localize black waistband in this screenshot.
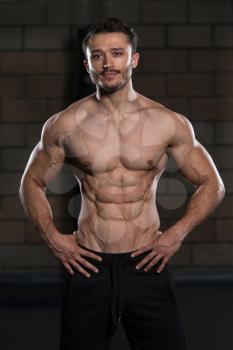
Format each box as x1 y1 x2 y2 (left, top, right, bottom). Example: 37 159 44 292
78 243 152 264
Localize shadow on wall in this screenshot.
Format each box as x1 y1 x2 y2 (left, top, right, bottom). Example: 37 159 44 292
64 24 95 104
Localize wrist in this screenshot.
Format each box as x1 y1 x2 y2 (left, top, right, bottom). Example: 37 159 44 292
164 226 187 243
37 222 61 248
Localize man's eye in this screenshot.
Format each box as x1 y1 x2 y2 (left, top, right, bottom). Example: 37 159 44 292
113 52 122 56
92 54 101 59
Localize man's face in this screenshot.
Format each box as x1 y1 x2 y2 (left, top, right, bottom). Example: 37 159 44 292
84 32 139 92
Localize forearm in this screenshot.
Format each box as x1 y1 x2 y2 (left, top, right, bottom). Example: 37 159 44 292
165 180 225 242
19 178 60 248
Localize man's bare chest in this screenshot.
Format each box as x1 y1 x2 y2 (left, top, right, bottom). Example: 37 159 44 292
62 112 170 173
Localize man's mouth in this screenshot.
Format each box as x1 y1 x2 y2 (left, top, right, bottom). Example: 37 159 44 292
102 72 118 76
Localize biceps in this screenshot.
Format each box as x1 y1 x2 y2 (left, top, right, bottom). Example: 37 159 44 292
167 141 219 187
22 141 65 188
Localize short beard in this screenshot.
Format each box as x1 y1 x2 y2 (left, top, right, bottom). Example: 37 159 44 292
90 68 132 93
100 77 130 92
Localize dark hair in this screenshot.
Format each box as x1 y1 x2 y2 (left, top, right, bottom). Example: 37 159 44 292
82 17 139 58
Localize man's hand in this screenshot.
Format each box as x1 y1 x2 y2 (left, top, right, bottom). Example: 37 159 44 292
50 232 103 278
130 231 182 273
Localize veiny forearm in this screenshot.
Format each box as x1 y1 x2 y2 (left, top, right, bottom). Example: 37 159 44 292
165 180 225 242
19 178 60 248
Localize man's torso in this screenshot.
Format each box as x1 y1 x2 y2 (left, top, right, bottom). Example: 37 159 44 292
54 93 177 252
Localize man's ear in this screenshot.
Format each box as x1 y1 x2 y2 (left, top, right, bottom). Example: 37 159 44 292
84 59 89 73
132 52 139 69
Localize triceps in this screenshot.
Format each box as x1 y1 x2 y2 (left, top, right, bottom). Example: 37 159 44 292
167 142 210 188
42 145 65 186
22 141 65 190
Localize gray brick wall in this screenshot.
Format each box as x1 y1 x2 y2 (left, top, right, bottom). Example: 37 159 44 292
0 0 231 273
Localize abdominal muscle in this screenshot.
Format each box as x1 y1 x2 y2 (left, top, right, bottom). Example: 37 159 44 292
74 191 161 253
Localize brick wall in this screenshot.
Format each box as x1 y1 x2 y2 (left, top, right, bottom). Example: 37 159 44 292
0 0 232 273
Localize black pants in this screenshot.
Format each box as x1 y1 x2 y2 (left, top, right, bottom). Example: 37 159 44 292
60 244 186 350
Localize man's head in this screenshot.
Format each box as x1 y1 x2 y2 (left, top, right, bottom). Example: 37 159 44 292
82 17 140 93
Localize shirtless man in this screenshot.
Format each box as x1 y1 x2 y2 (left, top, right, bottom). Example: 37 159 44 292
19 17 225 350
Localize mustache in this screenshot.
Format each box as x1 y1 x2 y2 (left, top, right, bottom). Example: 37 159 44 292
101 70 120 75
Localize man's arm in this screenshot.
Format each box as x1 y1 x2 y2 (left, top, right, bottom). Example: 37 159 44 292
166 112 225 242
131 112 225 273
19 113 65 248
19 112 102 276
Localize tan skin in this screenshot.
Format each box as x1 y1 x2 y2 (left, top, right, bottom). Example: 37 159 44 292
19 32 225 278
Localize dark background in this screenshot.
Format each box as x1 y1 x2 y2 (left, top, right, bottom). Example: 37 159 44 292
0 0 232 349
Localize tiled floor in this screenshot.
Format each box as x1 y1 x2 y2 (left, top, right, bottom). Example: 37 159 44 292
0 274 233 350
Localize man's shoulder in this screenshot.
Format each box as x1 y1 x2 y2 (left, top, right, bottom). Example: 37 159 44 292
41 94 96 144
138 94 166 111
139 96 195 145
66 93 97 113
55 93 96 122
140 96 189 125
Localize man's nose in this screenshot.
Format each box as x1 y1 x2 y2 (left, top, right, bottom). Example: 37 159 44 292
103 55 113 69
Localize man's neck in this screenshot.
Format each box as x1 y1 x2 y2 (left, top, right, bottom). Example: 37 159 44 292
95 80 138 114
